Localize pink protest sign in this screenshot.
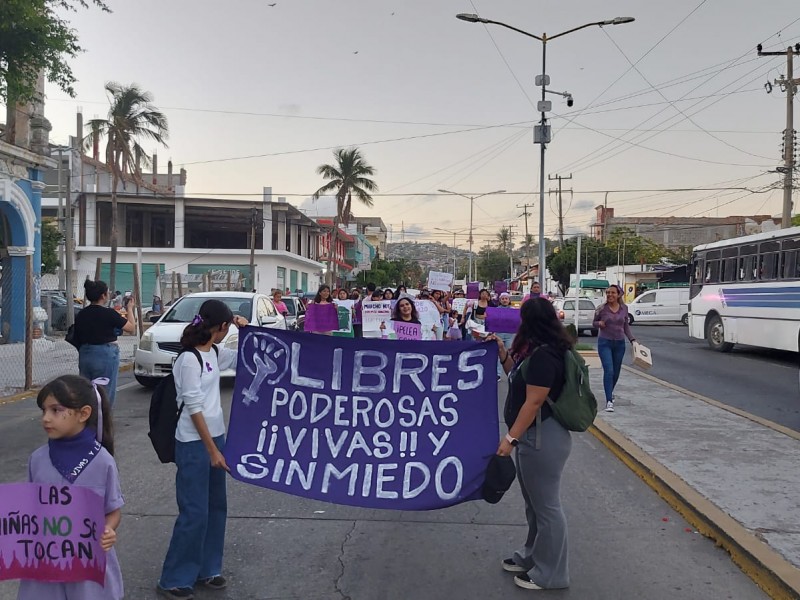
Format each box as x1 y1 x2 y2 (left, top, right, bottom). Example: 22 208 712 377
305 303 339 332
0 483 106 585
486 307 521 334
393 321 422 340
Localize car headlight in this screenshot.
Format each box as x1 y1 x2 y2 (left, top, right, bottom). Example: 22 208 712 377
139 331 153 352
224 333 239 350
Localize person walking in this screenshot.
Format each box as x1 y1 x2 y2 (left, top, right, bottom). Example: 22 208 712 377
157 300 248 599
19 374 124 600
351 289 363 338
72 279 136 406
490 297 572 591
495 292 516 378
593 284 636 412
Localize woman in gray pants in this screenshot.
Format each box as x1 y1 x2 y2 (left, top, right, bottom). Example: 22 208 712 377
491 297 572 590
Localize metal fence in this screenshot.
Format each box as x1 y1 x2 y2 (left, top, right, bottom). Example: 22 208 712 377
0 263 244 399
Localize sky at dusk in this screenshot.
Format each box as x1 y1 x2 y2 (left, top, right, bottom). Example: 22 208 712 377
21 0 800 249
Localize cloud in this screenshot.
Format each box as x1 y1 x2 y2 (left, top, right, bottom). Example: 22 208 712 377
572 199 596 211
298 194 336 217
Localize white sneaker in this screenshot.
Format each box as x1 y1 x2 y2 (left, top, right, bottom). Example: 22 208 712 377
605 401 615 412
502 558 526 573
514 574 544 590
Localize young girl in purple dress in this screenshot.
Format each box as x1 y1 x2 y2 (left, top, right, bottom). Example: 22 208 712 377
18 375 124 600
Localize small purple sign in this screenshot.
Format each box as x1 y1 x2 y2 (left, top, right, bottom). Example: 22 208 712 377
226 328 499 510
0 483 107 585
394 321 422 340
486 307 521 334
494 281 508 294
466 282 479 299
305 303 339 332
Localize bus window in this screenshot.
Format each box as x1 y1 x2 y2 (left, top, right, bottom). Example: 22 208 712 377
705 260 720 283
723 258 737 282
783 250 799 279
759 253 779 280
738 255 756 281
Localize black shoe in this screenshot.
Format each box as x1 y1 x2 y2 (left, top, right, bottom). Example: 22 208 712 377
156 586 194 599
501 558 526 573
197 575 227 590
514 574 544 590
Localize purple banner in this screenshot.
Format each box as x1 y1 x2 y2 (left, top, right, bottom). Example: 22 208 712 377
493 281 508 294
466 282 479 299
486 307 521 334
305 303 339 332
225 327 499 510
393 321 421 340
0 483 106 585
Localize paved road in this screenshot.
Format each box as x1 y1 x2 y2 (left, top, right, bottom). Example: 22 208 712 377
581 323 800 432
0 379 767 599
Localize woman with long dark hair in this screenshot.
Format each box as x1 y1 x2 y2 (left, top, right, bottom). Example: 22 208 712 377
593 285 636 412
490 297 573 591
311 284 335 335
158 300 247 598
72 279 136 406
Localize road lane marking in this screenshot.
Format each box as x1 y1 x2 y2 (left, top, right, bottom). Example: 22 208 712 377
621 365 800 442
117 381 140 392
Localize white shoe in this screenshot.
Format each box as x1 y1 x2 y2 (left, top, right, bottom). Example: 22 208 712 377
502 558 526 573
605 401 615 412
514 574 544 590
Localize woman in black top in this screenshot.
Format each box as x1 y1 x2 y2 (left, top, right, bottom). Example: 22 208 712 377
72 280 136 406
489 297 572 591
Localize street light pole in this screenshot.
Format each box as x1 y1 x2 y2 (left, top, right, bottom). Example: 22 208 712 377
438 189 505 282
434 226 469 279
455 13 634 291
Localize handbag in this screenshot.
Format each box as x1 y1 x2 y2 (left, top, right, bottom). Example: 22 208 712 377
632 341 652 370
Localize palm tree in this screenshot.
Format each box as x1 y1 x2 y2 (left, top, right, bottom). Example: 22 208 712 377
86 82 168 291
496 227 514 253
312 147 377 284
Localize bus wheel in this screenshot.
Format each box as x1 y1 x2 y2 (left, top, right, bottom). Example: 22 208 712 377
681 313 689 326
706 315 734 352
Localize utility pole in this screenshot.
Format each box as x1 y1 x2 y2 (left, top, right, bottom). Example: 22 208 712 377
548 173 572 247
758 43 800 228
249 207 265 291
517 203 534 278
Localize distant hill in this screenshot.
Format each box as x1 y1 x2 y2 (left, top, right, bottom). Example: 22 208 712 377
386 241 471 272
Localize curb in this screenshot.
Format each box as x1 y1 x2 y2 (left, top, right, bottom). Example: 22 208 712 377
590 418 800 600
0 362 134 405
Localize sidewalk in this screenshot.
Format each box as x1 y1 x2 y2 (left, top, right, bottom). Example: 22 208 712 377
0 335 138 397
591 365 800 599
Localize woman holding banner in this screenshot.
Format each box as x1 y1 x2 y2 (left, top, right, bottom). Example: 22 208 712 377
490 297 572 591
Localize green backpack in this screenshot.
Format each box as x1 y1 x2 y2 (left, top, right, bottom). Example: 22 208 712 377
521 347 597 437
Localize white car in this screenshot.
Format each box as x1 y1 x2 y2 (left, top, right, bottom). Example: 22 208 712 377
134 292 286 388
628 287 690 325
553 297 599 336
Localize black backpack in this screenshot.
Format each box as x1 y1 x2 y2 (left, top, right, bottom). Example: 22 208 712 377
148 346 217 463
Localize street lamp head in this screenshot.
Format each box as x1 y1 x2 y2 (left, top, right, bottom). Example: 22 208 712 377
605 16 635 25
456 13 487 23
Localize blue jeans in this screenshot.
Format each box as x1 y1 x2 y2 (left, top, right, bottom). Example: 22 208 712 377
597 337 626 402
160 435 228 589
78 343 120 406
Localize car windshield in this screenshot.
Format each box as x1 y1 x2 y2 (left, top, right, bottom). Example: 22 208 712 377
283 299 297 316
161 296 252 322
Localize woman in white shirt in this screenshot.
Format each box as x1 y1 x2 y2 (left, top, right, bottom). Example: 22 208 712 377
158 299 247 599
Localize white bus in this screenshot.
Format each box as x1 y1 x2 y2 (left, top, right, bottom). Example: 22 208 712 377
688 226 800 352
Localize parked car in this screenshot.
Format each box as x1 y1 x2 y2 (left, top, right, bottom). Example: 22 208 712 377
553 297 598 336
282 296 306 331
40 290 82 331
628 287 690 325
134 291 286 388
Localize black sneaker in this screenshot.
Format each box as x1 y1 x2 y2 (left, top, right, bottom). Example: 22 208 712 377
156 586 194 599
514 574 544 590
501 558 526 573
197 575 227 590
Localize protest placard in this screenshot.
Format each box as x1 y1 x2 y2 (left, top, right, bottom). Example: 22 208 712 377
451 298 467 314
494 281 508 294
361 300 393 336
332 300 354 337
427 271 453 292
305 303 339 332
414 299 441 340
0 483 106 585
226 328 499 510
393 321 422 340
466 282 479 299
486 307 521 334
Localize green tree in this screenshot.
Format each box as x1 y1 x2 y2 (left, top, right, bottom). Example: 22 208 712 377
477 245 511 283
495 226 514 252
312 147 378 285
41 217 61 274
86 82 168 292
0 0 109 103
